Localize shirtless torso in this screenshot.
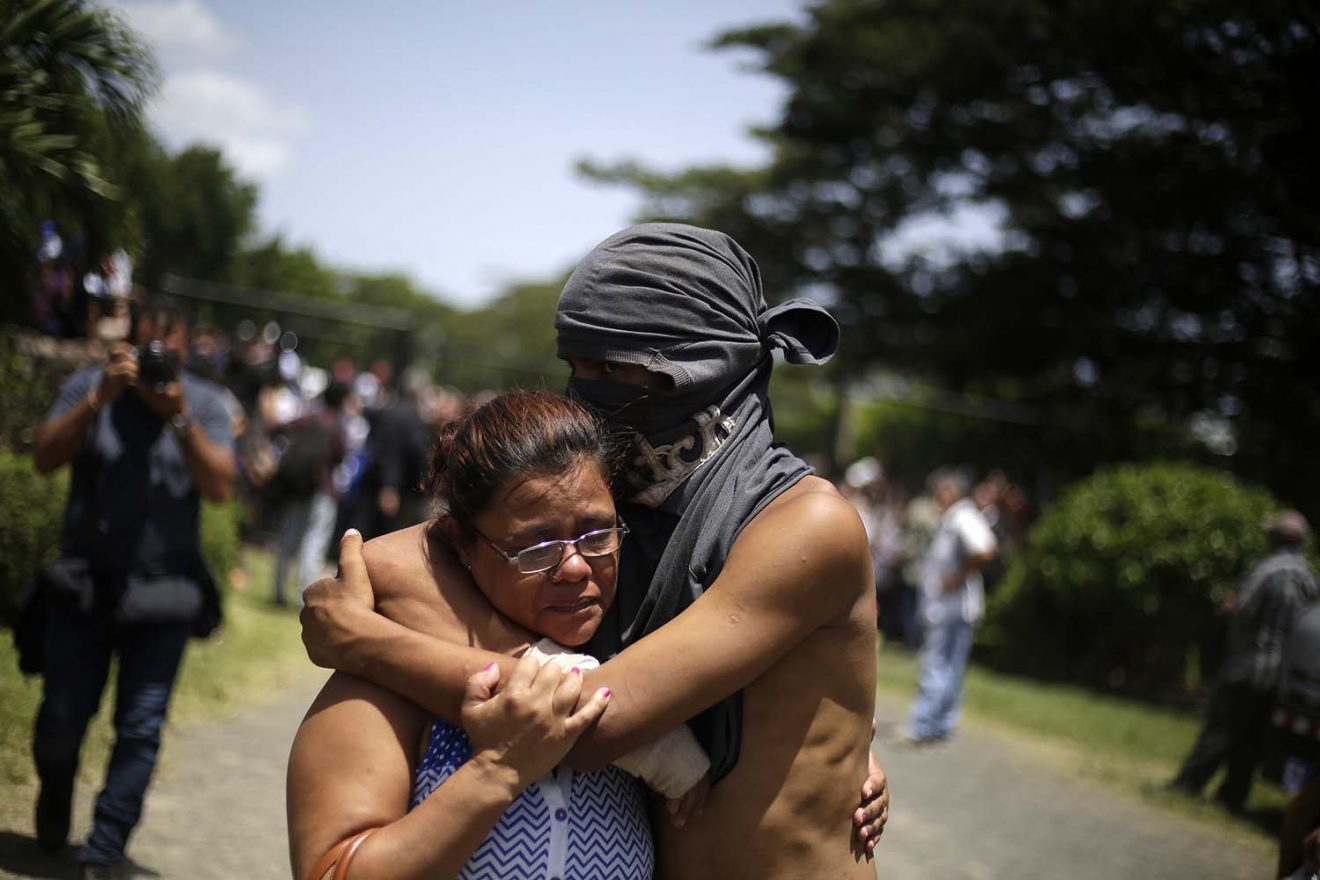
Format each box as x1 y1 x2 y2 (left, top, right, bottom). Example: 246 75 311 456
317 476 877 880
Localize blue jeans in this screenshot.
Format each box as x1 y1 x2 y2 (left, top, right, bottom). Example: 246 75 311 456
907 616 975 739
274 493 336 604
32 604 191 863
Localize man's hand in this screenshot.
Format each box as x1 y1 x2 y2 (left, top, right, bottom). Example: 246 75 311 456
852 724 890 858
1304 826 1320 869
300 529 378 670
99 343 138 404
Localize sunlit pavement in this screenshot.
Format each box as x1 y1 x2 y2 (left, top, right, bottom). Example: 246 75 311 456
869 692 1268 880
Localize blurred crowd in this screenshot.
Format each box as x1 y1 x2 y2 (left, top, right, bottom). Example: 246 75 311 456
837 456 1029 649
28 221 141 343
184 319 470 605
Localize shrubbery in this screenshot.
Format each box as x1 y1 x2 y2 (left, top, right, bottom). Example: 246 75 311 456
978 462 1294 700
0 330 87 454
0 451 68 623
0 451 240 626
200 499 242 590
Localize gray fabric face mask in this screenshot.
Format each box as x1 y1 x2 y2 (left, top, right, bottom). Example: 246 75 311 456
565 377 681 437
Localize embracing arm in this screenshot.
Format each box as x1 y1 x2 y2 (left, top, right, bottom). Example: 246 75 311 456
569 488 871 765
305 487 869 761
303 495 888 848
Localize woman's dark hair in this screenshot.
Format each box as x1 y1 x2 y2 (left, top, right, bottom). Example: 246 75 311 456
426 389 616 536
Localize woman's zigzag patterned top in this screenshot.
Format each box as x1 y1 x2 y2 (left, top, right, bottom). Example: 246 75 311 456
411 719 654 880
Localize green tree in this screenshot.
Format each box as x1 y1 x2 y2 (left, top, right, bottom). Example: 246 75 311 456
0 0 156 304
230 236 337 298
443 281 566 391
585 0 1320 506
135 145 258 288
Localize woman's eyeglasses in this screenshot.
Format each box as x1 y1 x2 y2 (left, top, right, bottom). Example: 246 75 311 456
473 525 629 574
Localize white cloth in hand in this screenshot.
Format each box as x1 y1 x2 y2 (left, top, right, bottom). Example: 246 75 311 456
521 638 710 798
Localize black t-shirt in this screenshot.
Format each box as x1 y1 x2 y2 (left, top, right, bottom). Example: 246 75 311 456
50 367 234 575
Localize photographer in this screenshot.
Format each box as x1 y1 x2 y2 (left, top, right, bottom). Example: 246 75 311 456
30 298 235 878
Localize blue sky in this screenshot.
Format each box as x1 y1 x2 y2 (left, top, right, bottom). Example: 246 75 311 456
108 0 806 306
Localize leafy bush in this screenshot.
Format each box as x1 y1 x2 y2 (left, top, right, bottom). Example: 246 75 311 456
0 330 89 454
0 452 68 623
978 462 1294 700
0 452 240 626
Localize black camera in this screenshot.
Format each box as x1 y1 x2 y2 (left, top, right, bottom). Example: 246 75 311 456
136 340 180 389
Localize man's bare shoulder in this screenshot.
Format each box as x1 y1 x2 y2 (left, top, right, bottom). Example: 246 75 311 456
726 475 872 606
755 475 868 553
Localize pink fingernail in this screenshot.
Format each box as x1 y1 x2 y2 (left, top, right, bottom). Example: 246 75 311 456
483 662 495 672
601 688 612 698
570 666 581 675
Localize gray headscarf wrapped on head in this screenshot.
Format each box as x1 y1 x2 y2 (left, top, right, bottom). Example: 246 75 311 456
556 223 838 782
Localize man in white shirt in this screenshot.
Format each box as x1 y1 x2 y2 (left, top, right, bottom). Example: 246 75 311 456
907 469 998 742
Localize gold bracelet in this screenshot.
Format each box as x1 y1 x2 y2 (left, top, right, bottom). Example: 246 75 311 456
86 389 102 413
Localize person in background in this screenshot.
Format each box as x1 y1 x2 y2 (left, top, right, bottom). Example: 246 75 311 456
905 468 998 743
898 481 941 649
353 379 432 538
32 221 71 335
842 458 908 642
268 381 349 606
873 478 912 646
1170 510 1318 812
29 298 236 878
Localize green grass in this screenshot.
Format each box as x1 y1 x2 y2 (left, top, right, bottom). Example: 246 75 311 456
0 550 316 817
877 646 1287 844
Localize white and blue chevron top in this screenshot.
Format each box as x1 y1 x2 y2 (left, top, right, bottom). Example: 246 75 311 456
411 719 654 880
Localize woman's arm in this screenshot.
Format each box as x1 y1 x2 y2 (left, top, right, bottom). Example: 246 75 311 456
289 660 609 880
288 672 508 880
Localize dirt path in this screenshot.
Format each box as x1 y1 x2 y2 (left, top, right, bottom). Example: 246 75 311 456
0 682 1274 879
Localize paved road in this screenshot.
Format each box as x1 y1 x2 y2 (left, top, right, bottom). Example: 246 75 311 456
0 683 1273 879
869 694 1270 880
0 673 327 880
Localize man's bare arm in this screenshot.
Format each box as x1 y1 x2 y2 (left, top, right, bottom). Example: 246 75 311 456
568 487 872 764
305 485 870 761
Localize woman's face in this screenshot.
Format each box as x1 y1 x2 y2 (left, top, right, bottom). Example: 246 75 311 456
462 457 618 647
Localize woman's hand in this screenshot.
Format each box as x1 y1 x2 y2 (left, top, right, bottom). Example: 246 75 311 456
461 655 611 789
852 740 890 858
